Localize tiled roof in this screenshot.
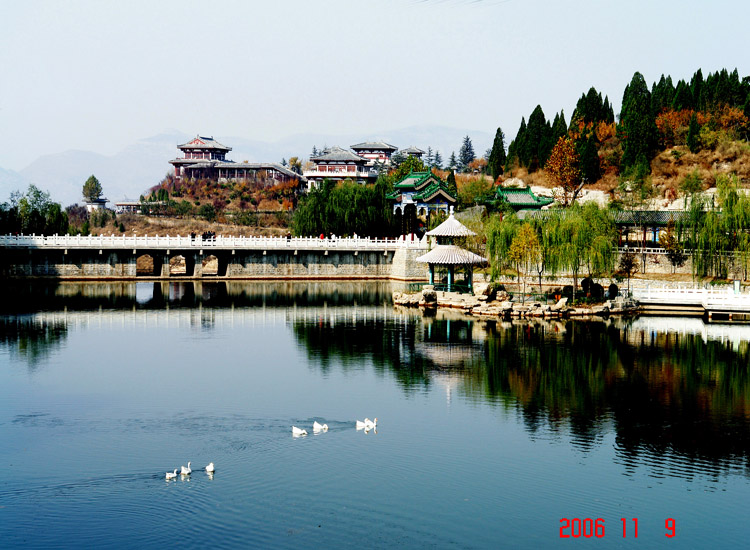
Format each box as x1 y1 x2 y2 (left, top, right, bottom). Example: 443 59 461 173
312 147 366 162
416 245 488 266
496 187 554 208
401 146 425 154
350 141 398 151
389 171 457 202
177 135 232 151
426 213 476 237
393 171 433 190
412 183 456 202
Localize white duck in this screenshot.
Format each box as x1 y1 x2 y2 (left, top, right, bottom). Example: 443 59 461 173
365 418 378 430
292 426 308 436
313 421 329 433
356 419 366 430
205 462 215 473
180 462 192 476
166 469 178 480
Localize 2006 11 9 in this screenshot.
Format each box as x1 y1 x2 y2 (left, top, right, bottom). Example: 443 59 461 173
559 518 676 538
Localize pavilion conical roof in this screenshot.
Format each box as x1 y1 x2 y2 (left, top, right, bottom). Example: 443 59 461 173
416 245 488 266
426 211 476 237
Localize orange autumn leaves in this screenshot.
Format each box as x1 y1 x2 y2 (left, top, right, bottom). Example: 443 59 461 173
545 136 581 206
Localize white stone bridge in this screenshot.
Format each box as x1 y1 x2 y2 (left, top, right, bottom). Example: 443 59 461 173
0 234 429 280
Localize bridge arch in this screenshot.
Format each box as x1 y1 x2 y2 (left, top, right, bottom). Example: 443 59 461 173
169 255 187 276
201 255 219 276
136 254 155 276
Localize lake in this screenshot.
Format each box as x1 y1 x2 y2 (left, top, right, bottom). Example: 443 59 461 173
1 281 749 548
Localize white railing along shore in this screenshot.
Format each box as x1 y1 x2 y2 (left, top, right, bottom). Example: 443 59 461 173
0 233 428 251
631 284 750 311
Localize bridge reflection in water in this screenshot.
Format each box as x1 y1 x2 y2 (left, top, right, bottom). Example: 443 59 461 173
2 280 749 480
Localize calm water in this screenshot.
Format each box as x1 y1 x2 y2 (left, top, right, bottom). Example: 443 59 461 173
1 281 749 549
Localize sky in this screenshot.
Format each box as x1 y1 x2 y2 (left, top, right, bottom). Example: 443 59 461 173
0 0 748 170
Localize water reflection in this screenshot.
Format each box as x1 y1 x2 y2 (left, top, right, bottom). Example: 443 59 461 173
0 280 398 313
292 310 750 476
0 317 67 369
2 281 749 478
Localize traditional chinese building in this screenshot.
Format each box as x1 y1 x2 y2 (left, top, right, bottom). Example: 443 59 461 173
350 141 398 165
303 147 378 190
386 171 457 235
491 186 555 211
169 135 304 186
400 146 425 159
416 207 488 292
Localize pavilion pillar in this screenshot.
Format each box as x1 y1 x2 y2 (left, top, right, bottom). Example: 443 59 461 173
467 267 473 293
448 265 454 292
429 264 434 285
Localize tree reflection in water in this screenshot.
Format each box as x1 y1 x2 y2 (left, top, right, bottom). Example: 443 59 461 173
0 317 68 370
293 312 750 475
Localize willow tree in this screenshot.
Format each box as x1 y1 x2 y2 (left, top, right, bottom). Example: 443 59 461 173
683 174 750 278
485 212 520 281
527 211 566 292
508 223 541 303
558 204 616 296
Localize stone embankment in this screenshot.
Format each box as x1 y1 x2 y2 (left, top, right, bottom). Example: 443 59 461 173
393 284 638 318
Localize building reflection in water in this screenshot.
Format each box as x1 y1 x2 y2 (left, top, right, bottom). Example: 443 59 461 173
1 280 749 478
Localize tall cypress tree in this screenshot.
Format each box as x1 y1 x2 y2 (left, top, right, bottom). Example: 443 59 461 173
524 105 549 171
691 68 704 111
577 136 601 183
512 117 527 167
621 72 658 168
672 80 693 110
446 170 457 197
488 126 507 181
551 111 567 141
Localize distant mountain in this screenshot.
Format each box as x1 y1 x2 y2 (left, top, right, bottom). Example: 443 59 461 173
0 166 29 203
9 126 493 206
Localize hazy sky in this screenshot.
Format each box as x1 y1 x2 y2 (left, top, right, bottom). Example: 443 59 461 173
1 0 748 170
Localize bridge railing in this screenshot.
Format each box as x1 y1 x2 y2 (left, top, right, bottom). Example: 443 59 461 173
0 233 428 250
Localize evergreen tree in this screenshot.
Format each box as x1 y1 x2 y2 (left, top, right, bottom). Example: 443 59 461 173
281 158 287 166
425 146 434 167
433 151 443 170
686 112 700 153
82 175 103 202
311 146 319 158
577 135 601 183
523 105 552 171
651 74 675 113
691 68 704 111
551 111 567 142
458 135 475 171
487 126 507 181
671 80 693 110
448 151 458 170
446 170 457 197
621 71 658 168
510 117 527 167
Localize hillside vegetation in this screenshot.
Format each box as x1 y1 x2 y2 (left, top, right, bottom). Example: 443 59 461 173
491 68 750 204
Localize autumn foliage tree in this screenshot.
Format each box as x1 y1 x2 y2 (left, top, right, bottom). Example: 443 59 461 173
545 136 582 207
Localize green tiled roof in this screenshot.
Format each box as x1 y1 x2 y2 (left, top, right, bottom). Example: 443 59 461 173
412 182 454 201
495 187 554 208
388 171 457 202
393 171 433 190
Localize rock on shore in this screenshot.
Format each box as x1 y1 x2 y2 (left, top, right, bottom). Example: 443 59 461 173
392 287 637 318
